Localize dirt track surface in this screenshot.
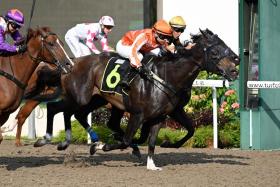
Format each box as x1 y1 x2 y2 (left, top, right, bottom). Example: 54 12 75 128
0 140 280 187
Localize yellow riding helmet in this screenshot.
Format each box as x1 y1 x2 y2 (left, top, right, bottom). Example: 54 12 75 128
169 16 186 28
153 19 173 36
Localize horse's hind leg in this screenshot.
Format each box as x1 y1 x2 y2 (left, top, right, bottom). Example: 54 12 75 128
34 100 70 147
0 130 3 144
15 100 40 146
161 107 194 148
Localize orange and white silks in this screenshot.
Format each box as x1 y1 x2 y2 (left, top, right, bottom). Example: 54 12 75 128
116 29 159 68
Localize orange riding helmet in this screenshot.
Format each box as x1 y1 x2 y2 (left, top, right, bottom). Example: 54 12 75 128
153 20 173 36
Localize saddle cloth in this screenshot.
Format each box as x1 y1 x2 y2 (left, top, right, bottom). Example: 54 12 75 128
100 57 130 95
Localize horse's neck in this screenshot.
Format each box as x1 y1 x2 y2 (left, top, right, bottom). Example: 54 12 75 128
160 55 201 91
9 53 39 85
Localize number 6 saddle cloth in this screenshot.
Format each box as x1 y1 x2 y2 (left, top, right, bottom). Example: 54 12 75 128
100 55 154 96
100 57 130 95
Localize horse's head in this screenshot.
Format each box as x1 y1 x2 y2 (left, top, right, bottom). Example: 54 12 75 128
26 27 74 73
192 29 239 81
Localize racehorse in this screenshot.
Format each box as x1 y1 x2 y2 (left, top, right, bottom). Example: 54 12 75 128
60 29 239 170
11 61 139 156
0 27 73 143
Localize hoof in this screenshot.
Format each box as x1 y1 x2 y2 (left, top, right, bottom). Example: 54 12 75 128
90 144 97 155
102 144 112 152
90 142 104 155
34 138 51 147
132 149 141 159
15 142 23 147
57 141 70 151
130 144 141 159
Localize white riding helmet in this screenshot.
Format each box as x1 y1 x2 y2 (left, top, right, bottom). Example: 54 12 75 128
99 16 115 26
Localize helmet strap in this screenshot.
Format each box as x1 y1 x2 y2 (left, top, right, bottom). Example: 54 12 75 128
7 22 12 32
100 25 106 34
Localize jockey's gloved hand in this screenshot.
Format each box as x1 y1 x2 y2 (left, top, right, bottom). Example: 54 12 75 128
17 44 27 53
137 65 151 78
15 37 27 46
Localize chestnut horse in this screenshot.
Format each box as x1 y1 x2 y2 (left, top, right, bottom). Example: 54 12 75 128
60 29 239 170
0 27 73 143
7 63 62 146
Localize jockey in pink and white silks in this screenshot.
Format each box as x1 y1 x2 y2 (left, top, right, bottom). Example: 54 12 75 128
65 16 115 57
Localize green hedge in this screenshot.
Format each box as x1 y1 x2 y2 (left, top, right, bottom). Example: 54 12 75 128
53 120 240 148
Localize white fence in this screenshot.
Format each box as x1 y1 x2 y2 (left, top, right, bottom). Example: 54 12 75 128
3 107 68 138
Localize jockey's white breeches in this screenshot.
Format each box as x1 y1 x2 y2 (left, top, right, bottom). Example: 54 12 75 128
65 29 91 58
116 40 143 68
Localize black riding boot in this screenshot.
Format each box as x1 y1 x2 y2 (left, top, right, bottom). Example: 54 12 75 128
120 68 137 89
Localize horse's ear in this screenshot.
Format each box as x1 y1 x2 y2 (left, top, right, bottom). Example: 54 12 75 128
38 27 47 38
199 28 208 38
206 28 214 35
27 28 35 39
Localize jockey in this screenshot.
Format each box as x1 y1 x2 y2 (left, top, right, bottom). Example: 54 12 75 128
65 15 115 57
168 16 196 52
0 9 26 56
116 19 173 87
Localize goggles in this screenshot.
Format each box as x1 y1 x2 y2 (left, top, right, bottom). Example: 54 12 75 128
10 22 21 30
104 25 114 30
157 33 173 42
172 27 185 33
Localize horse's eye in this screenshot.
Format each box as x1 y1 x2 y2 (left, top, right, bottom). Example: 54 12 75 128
212 50 218 56
48 42 55 46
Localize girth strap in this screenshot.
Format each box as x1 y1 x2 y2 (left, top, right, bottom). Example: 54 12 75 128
0 69 27 90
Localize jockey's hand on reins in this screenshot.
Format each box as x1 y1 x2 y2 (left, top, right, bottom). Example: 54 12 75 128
17 44 27 53
137 65 152 79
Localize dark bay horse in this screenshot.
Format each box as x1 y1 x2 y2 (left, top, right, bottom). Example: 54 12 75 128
60 29 239 170
11 61 137 155
0 27 73 143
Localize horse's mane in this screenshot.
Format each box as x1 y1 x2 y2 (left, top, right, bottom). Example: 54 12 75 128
26 27 52 42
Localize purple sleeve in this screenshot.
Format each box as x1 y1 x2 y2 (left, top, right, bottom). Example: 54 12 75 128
11 30 23 43
0 27 17 52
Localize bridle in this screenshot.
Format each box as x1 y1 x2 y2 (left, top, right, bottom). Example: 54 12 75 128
0 31 69 90
202 41 232 75
27 31 70 73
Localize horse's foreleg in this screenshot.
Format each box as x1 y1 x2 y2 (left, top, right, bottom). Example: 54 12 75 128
15 100 39 146
0 113 12 144
107 106 125 140
161 108 194 148
146 124 162 171
101 114 143 152
57 110 73 151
